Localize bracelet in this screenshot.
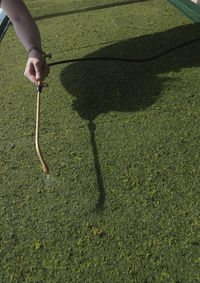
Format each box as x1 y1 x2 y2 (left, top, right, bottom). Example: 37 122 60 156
27 46 51 59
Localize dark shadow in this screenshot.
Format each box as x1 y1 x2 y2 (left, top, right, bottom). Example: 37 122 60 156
88 120 105 211
60 24 200 210
34 0 147 21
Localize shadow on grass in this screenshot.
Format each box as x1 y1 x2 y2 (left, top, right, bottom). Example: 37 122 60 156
34 0 147 21
60 24 200 211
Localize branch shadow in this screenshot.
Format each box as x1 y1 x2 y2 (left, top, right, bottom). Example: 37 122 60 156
60 24 200 211
34 0 147 21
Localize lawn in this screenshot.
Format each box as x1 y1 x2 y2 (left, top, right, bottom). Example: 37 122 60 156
0 0 199 282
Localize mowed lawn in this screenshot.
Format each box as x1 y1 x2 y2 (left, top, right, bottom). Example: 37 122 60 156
0 0 200 282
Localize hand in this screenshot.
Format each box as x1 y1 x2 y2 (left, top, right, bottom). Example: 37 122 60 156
24 51 50 86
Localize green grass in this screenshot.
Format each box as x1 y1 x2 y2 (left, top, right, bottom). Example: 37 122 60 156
0 0 200 282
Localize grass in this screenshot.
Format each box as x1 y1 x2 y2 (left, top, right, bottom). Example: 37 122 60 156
0 0 200 282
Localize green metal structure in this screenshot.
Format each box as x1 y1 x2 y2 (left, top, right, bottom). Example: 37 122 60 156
167 0 200 24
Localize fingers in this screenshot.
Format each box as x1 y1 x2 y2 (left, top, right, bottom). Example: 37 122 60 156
24 57 50 86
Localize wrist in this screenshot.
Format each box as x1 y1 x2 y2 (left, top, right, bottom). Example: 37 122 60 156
28 48 43 60
27 46 44 59
27 46 51 60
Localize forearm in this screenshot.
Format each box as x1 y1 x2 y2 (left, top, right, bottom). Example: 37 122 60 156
191 0 200 4
13 17 42 51
1 0 49 85
1 0 42 51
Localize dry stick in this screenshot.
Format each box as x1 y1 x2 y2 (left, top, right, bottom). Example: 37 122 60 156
35 81 49 174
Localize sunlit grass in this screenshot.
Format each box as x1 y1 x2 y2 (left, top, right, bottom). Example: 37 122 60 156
0 0 199 282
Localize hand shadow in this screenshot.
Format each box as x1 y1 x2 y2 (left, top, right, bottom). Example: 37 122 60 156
60 24 200 211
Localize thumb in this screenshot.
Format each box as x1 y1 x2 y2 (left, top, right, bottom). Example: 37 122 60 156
34 61 42 81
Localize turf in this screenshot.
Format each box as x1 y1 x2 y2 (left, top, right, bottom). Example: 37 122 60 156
0 0 200 282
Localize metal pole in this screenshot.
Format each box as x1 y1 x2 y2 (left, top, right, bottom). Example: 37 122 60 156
35 81 49 174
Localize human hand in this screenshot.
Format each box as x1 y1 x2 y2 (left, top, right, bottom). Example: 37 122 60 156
24 51 50 86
